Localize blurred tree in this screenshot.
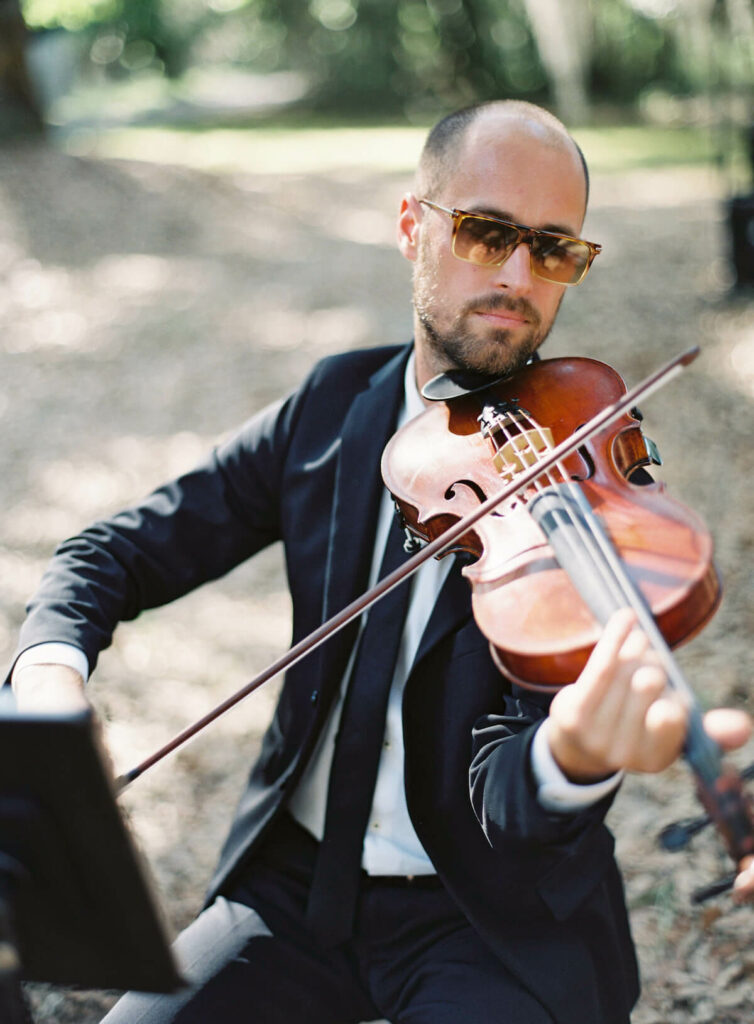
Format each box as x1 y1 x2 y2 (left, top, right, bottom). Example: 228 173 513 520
590 0 674 105
193 0 547 117
523 0 591 122
14 0 754 120
0 0 44 135
178 0 752 118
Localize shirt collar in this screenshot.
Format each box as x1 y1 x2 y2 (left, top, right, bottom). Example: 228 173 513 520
398 350 425 429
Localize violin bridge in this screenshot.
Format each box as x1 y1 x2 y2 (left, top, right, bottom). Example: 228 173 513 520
478 402 558 495
491 428 555 482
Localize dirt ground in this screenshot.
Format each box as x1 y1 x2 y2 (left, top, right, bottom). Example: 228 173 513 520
0 133 753 1023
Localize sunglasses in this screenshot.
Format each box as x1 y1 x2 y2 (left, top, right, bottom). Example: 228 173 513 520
419 199 602 286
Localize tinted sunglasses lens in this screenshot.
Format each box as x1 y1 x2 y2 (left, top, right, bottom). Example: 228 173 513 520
453 215 519 265
531 236 591 285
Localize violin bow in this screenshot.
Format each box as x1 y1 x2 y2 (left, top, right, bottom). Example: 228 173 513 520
116 345 700 793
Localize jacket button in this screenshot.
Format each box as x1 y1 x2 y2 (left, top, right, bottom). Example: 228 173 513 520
310 689 319 705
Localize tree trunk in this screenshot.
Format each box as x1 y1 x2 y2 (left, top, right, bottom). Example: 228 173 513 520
0 0 44 137
522 0 592 124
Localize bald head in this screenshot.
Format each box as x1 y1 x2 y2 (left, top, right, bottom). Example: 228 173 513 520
416 100 589 212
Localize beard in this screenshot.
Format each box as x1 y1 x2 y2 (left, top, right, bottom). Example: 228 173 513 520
415 290 556 381
413 250 561 381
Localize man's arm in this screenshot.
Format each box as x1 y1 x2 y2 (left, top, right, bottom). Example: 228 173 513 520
7 389 301 683
471 608 754 897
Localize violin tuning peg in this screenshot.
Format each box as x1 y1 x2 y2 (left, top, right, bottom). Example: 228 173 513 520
691 872 737 904
643 434 663 466
658 814 711 851
658 822 693 851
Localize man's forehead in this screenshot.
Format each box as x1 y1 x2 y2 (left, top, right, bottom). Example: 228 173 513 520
462 109 579 166
448 112 587 221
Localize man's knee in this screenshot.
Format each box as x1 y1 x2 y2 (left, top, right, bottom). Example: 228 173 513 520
101 898 271 1024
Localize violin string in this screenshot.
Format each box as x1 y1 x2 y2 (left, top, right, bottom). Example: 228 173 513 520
510 409 632 613
482 405 629 613
483 403 700 706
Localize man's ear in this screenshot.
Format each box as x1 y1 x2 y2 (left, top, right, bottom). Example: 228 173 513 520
397 193 421 262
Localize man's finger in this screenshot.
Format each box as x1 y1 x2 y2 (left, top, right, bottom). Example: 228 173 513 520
575 608 639 715
703 708 753 752
733 855 754 905
632 693 687 772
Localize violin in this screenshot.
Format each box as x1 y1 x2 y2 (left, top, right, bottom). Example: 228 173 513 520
118 346 754 902
381 355 720 692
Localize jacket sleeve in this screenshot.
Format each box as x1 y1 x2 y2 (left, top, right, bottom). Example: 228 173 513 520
9 385 306 678
469 690 617 849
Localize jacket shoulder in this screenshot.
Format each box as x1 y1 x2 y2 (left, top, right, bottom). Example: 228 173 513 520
303 344 409 394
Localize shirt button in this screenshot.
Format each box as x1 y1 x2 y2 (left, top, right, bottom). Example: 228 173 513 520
310 689 319 704
371 821 380 830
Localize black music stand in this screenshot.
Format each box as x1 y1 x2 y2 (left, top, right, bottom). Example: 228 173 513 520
0 693 183 1022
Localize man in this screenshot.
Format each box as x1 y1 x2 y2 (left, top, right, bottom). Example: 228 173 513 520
10 101 754 1023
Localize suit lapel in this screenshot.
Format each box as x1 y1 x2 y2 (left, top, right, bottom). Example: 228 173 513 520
317 347 410 690
318 343 477 694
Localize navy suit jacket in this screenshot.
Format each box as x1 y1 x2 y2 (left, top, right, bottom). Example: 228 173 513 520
14 344 639 1023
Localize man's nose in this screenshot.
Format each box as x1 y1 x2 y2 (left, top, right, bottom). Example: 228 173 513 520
489 242 534 293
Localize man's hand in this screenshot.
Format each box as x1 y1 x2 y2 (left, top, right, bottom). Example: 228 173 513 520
547 608 754 900
547 608 689 783
547 609 753 782
11 662 121 786
12 663 89 714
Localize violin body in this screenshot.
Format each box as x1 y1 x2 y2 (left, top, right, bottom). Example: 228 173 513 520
382 357 721 692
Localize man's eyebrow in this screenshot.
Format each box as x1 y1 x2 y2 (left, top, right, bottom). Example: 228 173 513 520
470 205 579 239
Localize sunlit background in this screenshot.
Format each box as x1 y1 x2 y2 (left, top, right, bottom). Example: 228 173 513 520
1 2 754 1022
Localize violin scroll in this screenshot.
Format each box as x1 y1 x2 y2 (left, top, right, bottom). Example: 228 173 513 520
660 759 754 903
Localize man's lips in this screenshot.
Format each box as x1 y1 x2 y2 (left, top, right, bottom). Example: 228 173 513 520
475 309 529 326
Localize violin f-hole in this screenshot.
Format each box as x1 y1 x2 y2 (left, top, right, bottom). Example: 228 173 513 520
444 480 512 517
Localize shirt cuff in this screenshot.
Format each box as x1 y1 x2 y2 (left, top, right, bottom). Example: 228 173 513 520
531 720 623 813
12 643 90 685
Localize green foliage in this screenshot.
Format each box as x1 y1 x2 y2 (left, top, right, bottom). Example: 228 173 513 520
22 0 120 32
591 0 672 99
18 0 753 115
187 0 547 115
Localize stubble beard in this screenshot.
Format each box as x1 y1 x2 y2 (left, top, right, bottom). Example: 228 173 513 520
416 297 546 382
413 261 559 382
